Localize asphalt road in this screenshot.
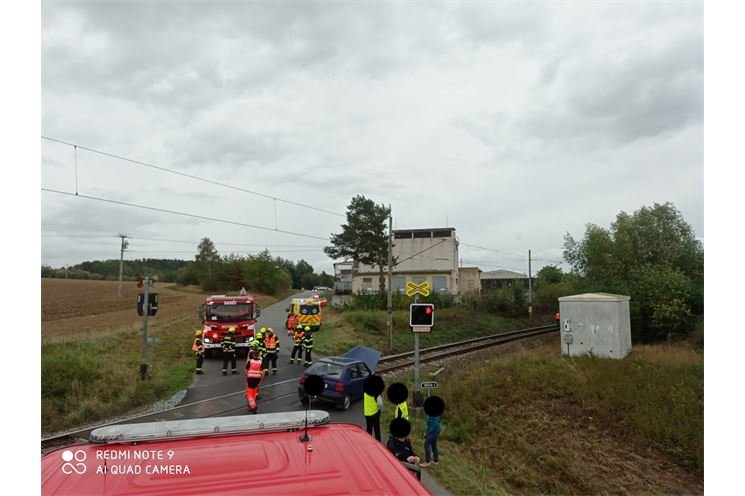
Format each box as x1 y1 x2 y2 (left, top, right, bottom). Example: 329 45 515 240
177 290 452 496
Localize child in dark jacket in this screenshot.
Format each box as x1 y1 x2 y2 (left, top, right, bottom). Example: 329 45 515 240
420 413 441 467
386 435 421 465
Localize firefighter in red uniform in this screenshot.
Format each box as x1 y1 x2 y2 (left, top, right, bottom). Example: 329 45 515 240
263 328 280 375
555 311 561 327
289 325 305 364
286 312 296 334
245 349 265 413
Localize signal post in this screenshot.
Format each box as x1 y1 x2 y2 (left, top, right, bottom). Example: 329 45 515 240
407 281 435 407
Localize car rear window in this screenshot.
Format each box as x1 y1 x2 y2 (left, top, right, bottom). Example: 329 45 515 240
306 362 343 378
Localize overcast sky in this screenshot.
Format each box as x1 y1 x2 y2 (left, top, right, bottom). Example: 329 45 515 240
40 0 703 276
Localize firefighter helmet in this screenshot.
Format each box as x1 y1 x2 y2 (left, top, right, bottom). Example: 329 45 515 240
260 327 267 333
194 329 202 337
228 327 236 333
304 326 311 331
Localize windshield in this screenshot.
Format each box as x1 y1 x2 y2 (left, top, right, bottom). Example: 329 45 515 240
300 304 320 315
306 362 343 378
207 303 253 322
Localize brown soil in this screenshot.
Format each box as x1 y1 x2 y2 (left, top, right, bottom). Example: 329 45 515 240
41 279 277 343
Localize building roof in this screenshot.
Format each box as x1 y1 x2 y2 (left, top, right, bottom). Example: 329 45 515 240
559 293 630 302
393 227 455 233
481 269 527 280
458 266 482 272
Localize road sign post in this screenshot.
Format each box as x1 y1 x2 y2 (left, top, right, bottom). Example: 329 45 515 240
406 282 432 408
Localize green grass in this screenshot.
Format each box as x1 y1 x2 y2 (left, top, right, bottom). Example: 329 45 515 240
314 306 529 356
41 290 290 435
41 315 196 435
416 343 703 495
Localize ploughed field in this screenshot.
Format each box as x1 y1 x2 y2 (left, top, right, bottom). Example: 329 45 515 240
41 279 207 343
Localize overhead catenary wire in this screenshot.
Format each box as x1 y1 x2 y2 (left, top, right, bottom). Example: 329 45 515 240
41 232 324 248
41 188 330 241
41 136 345 218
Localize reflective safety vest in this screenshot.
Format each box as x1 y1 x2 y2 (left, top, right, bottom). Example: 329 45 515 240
364 393 380 417
287 314 296 329
192 338 203 353
265 335 278 353
245 359 263 380
293 331 304 345
222 335 236 353
396 401 409 420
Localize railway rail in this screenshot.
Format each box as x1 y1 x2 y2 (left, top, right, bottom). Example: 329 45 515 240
377 324 558 374
41 323 558 452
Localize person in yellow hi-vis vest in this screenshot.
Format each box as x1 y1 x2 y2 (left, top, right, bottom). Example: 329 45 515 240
363 392 383 441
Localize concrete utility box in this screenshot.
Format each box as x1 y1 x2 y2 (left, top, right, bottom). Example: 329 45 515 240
558 293 632 359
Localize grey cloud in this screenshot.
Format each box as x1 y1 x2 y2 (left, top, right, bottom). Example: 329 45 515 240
520 22 702 147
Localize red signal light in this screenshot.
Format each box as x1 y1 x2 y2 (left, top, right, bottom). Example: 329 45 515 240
425 307 432 314
212 333 219 339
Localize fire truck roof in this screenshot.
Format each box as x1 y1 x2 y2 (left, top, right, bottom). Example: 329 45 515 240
206 294 254 302
42 412 430 495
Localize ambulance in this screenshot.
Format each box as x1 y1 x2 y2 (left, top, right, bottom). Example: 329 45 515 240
286 297 322 331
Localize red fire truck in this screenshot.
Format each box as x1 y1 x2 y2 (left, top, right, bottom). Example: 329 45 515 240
198 293 261 357
41 412 431 495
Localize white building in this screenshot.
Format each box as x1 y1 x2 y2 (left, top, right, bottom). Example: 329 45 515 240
350 227 480 296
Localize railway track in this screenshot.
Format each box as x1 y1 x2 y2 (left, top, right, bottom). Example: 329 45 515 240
42 323 558 452
377 324 558 374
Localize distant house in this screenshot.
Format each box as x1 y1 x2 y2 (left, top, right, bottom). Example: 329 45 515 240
458 267 482 296
333 261 353 295
480 269 532 290
346 227 481 296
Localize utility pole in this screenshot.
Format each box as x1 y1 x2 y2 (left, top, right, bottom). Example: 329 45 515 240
386 206 393 352
140 276 150 380
118 234 129 297
528 249 533 321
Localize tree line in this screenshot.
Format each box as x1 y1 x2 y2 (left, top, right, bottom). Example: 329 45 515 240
172 238 334 295
41 258 189 282
41 239 334 296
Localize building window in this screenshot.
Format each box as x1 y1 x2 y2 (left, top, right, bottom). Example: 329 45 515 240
362 277 373 293
394 232 413 239
432 276 447 293
432 230 452 238
413 231 432 239
411 275 426 284
392 276 406 293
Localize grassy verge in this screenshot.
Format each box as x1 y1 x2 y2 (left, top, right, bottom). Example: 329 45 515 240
314 306 530 356
41 291 289 435
397 343 703 495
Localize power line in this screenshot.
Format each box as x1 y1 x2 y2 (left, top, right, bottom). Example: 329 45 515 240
459 242 525 259
41 232 325 248
41 188 330 241
41 136 345 218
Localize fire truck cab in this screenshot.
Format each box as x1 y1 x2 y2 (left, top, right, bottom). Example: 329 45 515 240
198 293 261 357
41 412 431 495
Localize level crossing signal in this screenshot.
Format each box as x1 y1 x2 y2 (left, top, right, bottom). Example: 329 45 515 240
409 303 434 327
